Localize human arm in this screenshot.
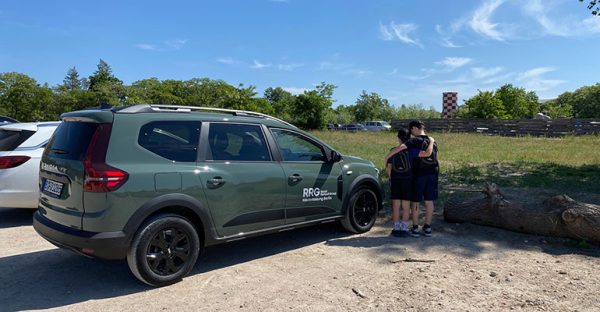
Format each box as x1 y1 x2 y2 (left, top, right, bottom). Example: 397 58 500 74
386 163 392 179
383 144 407 164
418 136 435 158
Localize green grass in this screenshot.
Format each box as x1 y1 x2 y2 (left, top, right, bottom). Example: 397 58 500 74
312 131 600 196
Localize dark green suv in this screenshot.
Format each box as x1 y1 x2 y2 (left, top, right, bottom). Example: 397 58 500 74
33 104 383 286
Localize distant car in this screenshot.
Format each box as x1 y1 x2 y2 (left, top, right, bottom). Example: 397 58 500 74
327 123 342 131
0 121 60 208
364 121 392 131
0 116 18 124
341 123 368 132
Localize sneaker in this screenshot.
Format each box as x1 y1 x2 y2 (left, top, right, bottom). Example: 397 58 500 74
399 229 409 237
409 227 420 237
423 226 432 237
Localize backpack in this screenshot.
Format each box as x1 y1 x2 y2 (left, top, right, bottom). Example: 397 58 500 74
392 150 412 174
416 137 438 171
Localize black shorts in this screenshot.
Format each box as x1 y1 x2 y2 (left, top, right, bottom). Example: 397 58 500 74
411 173 438 202
390 178 412 200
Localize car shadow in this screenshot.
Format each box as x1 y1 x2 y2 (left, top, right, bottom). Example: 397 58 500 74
0 223 350 311
0 208 36 229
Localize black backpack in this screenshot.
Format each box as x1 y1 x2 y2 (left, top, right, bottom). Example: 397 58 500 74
416 137 438 171
392 150 412 174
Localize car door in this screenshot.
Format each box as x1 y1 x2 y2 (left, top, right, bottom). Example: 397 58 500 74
269 128 343 224
198 123 286 238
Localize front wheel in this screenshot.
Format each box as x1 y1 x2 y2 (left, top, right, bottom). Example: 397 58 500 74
341 188 379 233
127 214 200 287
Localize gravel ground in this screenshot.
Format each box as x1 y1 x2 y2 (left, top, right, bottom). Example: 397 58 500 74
1 207 599 312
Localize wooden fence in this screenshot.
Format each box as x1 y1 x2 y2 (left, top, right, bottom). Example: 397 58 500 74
390 119 600 136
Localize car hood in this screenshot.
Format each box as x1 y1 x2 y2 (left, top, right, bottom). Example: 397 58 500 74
342 155 374 166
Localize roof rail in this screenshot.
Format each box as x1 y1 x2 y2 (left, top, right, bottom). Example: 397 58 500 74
116 104 296 128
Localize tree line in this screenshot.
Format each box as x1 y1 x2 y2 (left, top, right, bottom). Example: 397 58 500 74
456 83 600 119
0 60 438 129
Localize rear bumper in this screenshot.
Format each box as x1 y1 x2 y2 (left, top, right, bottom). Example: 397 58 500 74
33 210 129 260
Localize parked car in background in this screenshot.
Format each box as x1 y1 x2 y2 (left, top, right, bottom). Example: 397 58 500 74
364 121 392 131
33 104 383 287
0 121 60 208
340 123 368 132
0 116 18 124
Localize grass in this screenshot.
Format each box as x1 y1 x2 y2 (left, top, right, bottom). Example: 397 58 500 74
312 131 600 197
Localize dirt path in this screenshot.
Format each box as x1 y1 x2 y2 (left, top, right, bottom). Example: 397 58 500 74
1 208 599 311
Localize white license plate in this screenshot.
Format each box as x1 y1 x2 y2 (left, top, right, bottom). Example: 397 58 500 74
43 179 64 196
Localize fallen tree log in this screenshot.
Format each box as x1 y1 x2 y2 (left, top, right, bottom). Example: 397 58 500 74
443 183 600 244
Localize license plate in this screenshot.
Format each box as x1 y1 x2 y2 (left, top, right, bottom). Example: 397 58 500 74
43 179 64 197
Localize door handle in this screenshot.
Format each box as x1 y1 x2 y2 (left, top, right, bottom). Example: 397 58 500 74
289 174 303 183
207 177 225 188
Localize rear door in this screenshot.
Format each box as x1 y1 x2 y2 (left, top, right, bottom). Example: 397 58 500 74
269 128 343 224
39 121 102 230
198 123 286 237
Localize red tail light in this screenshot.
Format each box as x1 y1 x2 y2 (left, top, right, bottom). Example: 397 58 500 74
83 124 128 192
0 156 31 169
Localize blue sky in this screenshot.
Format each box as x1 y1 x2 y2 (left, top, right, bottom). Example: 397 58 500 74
1 0 599 110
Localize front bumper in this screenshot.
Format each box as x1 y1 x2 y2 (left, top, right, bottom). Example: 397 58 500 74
33 211 130 260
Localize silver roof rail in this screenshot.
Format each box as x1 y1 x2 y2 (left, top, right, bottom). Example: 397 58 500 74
117 104 296 128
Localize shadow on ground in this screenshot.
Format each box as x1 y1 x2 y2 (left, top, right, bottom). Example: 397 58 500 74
0 208 36 229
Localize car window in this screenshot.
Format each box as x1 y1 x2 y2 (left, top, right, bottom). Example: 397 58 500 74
270 129 326 162
47 122 98 160
0 129 35 151
138 121 200 162
207 123 271 161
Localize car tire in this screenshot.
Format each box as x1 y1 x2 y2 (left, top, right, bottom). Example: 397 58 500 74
127 214 200 287
341 187 379 233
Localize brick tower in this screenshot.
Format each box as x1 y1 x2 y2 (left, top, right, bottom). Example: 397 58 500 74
442 92 458 118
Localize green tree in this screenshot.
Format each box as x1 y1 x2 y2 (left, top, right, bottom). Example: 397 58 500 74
460 90 508 118
495 84 539 118
127 78 185 105
60 67 85 92
88 59 126 106
0 72 56 121
264 87 295 121
565 83 600 118
291 83 336 129
352 91 391 122
396 104 440 119
327 105 354 125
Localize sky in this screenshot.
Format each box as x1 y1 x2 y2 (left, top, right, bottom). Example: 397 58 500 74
1 0 599 111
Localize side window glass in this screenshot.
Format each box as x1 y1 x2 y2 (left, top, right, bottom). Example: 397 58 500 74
138 121 200 162
208 123 271 161
271 129 326 162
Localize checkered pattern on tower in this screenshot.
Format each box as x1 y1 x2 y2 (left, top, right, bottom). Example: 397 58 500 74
442 92 458 118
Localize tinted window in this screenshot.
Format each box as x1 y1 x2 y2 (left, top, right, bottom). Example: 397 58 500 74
271 129 326 162
47 122 98 160
208 123 271 161
138 121 201 162
0 130 35 151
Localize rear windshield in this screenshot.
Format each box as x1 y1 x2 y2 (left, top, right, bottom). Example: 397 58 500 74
0 129 35 151
46 122 99 161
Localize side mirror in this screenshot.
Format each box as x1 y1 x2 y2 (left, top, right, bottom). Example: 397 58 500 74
330 151 342 163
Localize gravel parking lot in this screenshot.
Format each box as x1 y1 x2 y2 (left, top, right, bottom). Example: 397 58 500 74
1 207 599 311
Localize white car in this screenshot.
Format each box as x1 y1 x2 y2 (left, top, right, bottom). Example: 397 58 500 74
0 121 59 208
364 121 392 131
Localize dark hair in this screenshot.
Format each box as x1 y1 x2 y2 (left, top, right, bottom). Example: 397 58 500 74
396 128 410 143
408 120 425 130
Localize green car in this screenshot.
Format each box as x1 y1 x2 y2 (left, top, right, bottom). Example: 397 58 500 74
33 104 383 286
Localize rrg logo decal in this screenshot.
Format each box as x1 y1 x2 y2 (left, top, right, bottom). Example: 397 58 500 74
302 187 336 202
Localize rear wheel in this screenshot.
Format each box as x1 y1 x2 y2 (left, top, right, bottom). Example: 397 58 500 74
341 188 379 233
127 214 200 287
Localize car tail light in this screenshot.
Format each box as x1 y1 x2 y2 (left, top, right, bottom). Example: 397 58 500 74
0 156 31 169
83 123 128 192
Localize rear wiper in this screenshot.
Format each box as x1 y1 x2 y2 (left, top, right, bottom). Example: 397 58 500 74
50 148 69 154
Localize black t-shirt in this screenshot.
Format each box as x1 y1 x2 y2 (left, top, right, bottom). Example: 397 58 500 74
411 135 439 176
387 148 413 180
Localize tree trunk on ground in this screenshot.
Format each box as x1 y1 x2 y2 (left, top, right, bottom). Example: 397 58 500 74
444 183 600 244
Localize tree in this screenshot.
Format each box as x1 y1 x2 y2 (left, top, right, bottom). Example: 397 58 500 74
460 90 508 119
495 84 538 118
61 67 84 92
562 83 600 118
264 87 295 121
0 73 57 121
327 105 354 125
88 59 126 106
353 91 391 122
580 0 600 16
291 83 337 129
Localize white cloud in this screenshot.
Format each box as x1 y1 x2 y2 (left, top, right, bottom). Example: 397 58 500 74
282 87 309 95
251 60 271 69
522 0 600 37
517 67 566 92
278 63 304 71
441 38 463 48
436 57 472 70
135 44 157 51
379 21 423 47
135 39 187 51
388 68 398 75
217 57 238 65
469 0 507 41
471 66 503 79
